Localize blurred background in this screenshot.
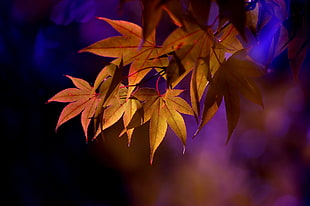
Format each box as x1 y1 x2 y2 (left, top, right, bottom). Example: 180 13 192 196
1 0 310 205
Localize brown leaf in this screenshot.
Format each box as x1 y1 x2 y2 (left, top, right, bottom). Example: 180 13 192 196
223 86 240 143
195 76 223 137
166 52 186 88
196 49 263 141
141 0 185 39
288 16 309 81
246 3 259 35
162 0 184 27
141 0 163 40
216 0 246 39
188 0 211 26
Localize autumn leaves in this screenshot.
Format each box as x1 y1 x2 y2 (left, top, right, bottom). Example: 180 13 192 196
48 0 268 163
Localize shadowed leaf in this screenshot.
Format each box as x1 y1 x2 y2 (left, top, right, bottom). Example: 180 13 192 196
189 0 211 26
216 0 246 39
196 49 263 141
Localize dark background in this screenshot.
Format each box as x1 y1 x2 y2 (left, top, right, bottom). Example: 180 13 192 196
1 0 310 206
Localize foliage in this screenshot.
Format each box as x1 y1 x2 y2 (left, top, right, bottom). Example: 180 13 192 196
48 0 309 163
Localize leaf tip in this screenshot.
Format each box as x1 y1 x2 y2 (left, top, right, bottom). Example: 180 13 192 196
96 16 106 21
55 126 59 134
150 150 155 165
225 132 233 145
77 48 86 53
182 145 186 155
193 128 200 139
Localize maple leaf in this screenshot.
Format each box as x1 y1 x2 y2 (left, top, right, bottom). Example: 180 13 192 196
160 21 214 88
195 50 264 142
245 2 259 35
134 88 193 164
216 0 246 39
141 0 185 39
95 85 142 145
190 57 210 120
188 0 211 27
79 17 168 97
48 75 99 142
217 24 243 53
92 60 124 138
288 15 309 81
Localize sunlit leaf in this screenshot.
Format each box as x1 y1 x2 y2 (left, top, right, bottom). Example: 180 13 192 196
164 89 194 116
162 102 187 145
65 75 92 91
122 97 142 144
218 24 243 53
81 96 99 141
190 57 209 119
55 97 89 131
134 88 193 163
149 97 167 164
48 76 98 142
91 62 117 93
101 94 126 130
127 56 168 98
161 22 214 87
99 60 123 108
79 17 161 65
47 88 89 103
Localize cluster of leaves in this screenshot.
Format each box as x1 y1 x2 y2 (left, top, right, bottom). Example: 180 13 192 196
48 0 309 163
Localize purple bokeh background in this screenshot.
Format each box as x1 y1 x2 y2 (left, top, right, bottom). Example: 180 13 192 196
1 0 310 205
